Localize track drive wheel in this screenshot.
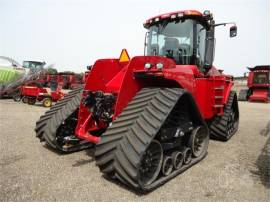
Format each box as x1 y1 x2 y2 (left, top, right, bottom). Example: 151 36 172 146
43 98 52 107
138 140 163 186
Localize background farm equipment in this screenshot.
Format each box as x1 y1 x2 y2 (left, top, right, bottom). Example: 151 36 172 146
14 81 66 107
57 72 84 89
238 65 270 102
45 72 85 90
36 10 239 191
0 57 53 98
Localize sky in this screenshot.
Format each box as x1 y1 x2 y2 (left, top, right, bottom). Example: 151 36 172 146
0 0 269 76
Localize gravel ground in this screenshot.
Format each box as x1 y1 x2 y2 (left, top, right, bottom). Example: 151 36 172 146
0 100 269 202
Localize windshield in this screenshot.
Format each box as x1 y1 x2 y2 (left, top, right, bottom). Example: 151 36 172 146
23 61 44 69
145 19 206 67
253 72 270 84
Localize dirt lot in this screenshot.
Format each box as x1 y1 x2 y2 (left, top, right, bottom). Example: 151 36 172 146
0 100 269 202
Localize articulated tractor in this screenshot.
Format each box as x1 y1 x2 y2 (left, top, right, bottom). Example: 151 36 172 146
36 10 239 191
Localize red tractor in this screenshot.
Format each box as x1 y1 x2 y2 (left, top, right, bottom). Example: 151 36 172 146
35 10 239 191
238 65 270 102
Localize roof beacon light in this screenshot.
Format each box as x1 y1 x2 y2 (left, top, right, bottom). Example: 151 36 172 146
171 14 176 19
177 13 184 17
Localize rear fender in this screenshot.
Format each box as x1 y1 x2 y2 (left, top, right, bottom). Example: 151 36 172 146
84 59 126 91
113 59 142 117
177 91 208 129
75 58 139 143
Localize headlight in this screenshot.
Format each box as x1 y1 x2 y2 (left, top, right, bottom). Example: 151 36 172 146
144 63 151 69
156 62 164 69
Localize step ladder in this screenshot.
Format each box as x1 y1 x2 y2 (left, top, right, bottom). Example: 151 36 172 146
213 77 225 115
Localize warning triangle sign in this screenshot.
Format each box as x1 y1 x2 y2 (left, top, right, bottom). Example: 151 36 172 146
119 49 130 63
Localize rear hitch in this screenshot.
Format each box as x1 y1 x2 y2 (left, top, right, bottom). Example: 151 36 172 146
63 136 80 144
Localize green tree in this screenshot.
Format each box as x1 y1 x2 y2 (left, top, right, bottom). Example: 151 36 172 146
47 67 58 74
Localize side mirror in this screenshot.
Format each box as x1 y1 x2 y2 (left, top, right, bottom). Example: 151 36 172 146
230 26 237 37
87 65 92 70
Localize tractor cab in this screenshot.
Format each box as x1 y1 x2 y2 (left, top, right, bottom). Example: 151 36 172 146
144 10 237 73
22 61 46 70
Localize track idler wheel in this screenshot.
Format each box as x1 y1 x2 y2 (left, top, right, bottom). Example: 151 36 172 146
138 140 163 187
162 156 173 176
182 147 192 165
188 126 209 158
171 151 184 170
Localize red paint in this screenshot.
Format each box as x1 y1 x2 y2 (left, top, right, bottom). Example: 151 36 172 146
246 66 270 103
75 55 234 144
74 9 237 144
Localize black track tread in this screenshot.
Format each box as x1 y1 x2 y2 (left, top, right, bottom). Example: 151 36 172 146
35 87 83 140
35 87 91 152
95 87 183 190
43 95 90 152
210 91 239 141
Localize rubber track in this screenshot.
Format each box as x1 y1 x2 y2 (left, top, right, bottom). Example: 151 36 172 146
35 87 92 152
210 91 239 141
95 88 207 191
35 87 83 140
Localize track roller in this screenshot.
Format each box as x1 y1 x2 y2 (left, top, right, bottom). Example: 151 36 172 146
182 147 192 165
171 151 183 170
162 156 173 176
